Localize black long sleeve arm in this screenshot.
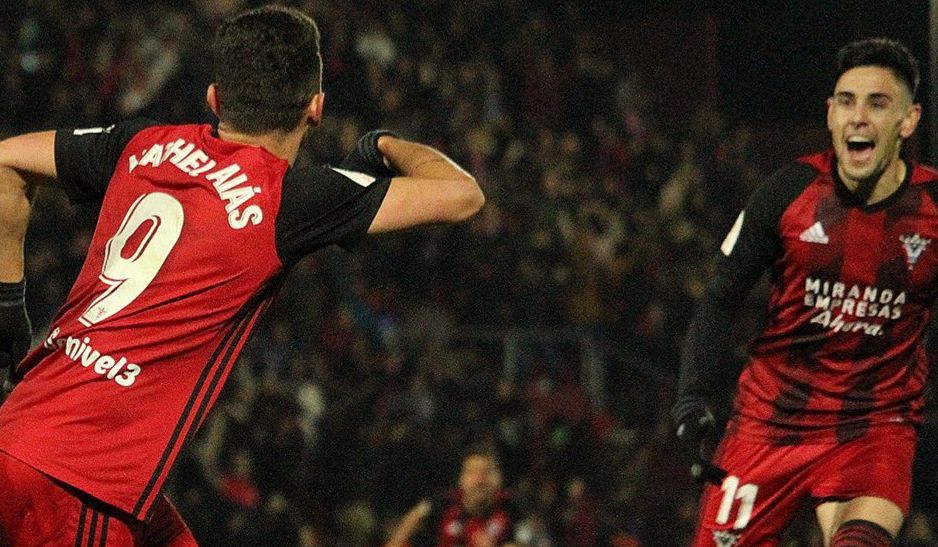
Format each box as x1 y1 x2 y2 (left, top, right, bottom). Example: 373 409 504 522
673 161 817 421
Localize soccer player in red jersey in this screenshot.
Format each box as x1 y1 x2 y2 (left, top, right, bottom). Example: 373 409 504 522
0 6 483 546
385 447 521 547
673 38 933 546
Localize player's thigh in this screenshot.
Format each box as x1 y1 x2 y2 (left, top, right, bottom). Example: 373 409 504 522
0 451 85 547
811 425 915 540
816 496 904 544
69 494 196 547
0 452 195 547
67 495 197 547
691 434 818 547
815 500 842 546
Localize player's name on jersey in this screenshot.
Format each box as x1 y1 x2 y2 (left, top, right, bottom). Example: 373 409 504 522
43 327 142 387
128 139 263 229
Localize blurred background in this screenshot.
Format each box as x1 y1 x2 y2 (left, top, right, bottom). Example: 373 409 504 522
2 0 937 545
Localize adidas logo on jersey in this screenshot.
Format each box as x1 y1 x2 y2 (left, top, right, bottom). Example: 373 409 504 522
799 221 829 244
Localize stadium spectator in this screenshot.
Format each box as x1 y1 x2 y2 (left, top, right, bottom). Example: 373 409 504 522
386 447 522 547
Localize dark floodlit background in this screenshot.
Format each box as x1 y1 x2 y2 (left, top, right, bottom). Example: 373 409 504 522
2 1 936 545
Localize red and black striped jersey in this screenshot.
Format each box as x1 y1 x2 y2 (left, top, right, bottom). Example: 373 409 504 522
0 120 390 519
681 150 938 444
412 490 520 547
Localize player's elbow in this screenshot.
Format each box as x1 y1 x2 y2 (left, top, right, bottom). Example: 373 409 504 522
444 176 485 223
0 166 30 199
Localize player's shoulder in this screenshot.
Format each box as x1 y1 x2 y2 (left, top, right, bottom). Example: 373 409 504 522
284 164 382 188
107 117 166 140
59 118 162 148
125 121 213 142
910 160 938 185
786 150 832 183
104 120 212 156
748 151 826 209
910 160 938 206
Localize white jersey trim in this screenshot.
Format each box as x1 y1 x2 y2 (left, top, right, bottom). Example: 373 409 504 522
330 167 377 188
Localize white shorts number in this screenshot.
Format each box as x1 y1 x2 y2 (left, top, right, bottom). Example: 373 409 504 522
80 193 184 326
716 475 759 529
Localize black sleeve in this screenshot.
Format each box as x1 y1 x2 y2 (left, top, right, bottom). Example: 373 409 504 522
338 133 397 178
274 165 391 266
54 118 158 204
675 161 817 408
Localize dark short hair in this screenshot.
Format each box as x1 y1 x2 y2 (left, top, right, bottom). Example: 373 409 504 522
835 37 919 99
213 5 322 134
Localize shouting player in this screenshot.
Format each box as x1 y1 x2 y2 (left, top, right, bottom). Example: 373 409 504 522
673 38 932 546
385 447 521 547
0 6 483 546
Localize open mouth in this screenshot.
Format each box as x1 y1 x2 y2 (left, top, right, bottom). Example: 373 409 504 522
845 137 875 164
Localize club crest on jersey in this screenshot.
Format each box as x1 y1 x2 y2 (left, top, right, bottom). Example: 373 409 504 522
712 530 740 547
900 233 931 270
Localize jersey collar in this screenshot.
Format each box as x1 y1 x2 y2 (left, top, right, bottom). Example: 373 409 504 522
830 153 912 212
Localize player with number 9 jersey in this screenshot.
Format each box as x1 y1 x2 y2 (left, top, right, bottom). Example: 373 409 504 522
0 119 385 519
0 6 483 546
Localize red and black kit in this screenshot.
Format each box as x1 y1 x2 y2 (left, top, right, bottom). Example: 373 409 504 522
679 151 938 545
682 150 938 444
411 490 521 547
0 119 390 524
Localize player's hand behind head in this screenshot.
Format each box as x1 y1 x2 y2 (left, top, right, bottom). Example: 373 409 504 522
0 280 32 374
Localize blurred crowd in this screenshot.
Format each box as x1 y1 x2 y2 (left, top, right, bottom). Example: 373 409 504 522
3 1 938 545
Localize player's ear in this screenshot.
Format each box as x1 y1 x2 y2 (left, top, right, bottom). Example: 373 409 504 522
206 84 221 118
826 96 835 132
900 103 922 139
307 92 325 127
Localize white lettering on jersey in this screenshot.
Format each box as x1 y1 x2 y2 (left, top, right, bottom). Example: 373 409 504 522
127 139 264 230
331 167 377 187
721 211 744 256
803 276 905 337
205 164 263 228
46 329 142 387
138 144 164 168
72 125 115 136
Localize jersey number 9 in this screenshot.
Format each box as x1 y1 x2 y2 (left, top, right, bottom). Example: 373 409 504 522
80 192 184 326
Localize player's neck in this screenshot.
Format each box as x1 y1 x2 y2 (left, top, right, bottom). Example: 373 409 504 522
839 157 907 205
216 124 305 165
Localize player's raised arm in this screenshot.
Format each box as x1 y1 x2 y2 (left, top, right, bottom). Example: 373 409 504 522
0 131 54 374
384 500 431 547
0 131 58 276
0 130 58 183
367 134 484 233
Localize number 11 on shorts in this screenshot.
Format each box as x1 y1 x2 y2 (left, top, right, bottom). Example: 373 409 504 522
716 476 758 529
